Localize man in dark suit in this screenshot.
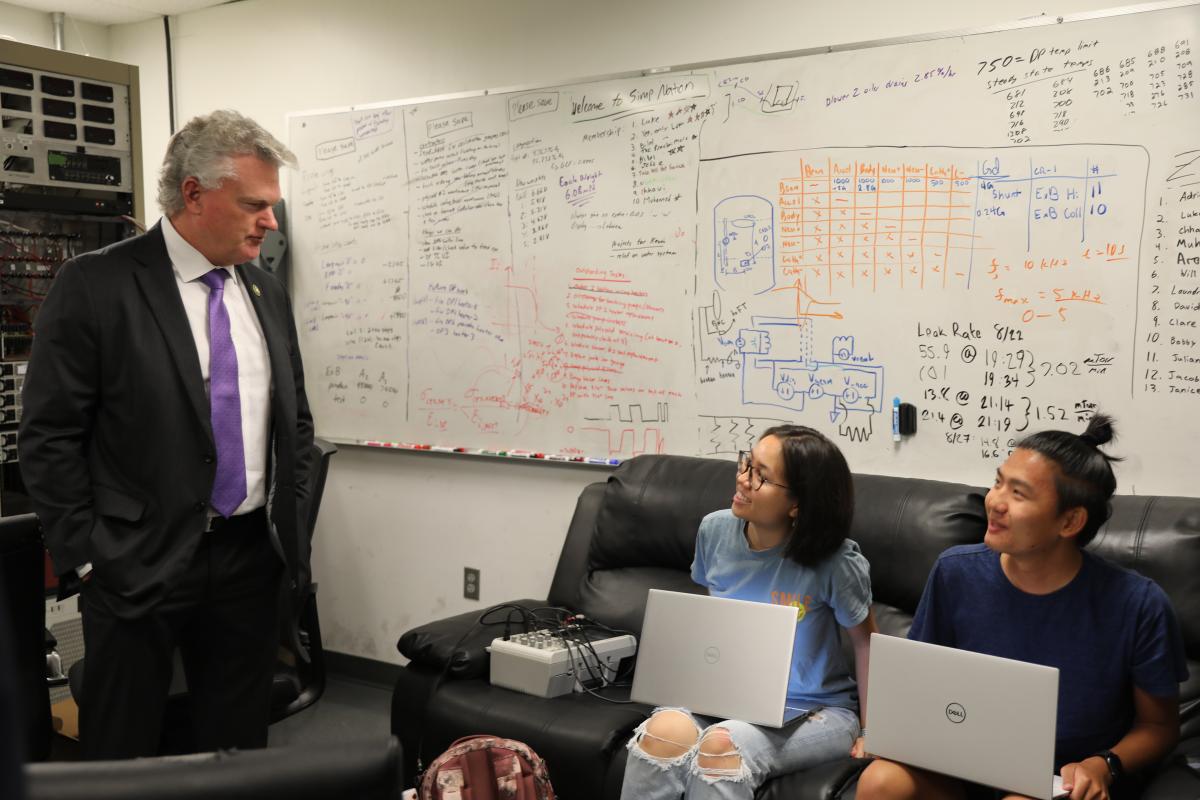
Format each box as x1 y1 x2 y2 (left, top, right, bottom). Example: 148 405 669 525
18 110 314 759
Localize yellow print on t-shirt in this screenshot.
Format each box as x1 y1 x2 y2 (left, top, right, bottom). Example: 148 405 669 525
771 591 812 622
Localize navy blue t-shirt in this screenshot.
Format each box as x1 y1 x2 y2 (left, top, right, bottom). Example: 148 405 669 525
909 544 1188 769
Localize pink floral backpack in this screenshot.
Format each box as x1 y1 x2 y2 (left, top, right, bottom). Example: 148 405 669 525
418 735 556 800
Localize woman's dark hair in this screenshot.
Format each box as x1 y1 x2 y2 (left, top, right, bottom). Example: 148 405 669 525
1015 413 1122 547
760 424 854 567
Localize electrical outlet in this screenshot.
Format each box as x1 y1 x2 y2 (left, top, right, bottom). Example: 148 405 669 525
463 567 480 601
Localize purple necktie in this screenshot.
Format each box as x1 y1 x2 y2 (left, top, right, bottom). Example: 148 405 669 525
200 269 247 518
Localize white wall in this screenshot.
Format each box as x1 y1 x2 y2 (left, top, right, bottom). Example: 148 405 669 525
108 17 170 221
0 1 109 58
106 0 1134 664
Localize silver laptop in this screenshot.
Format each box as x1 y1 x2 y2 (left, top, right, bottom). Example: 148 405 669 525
630 589 809 727
867 633 1068 800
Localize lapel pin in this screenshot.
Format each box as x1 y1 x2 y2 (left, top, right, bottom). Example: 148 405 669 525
251 284 262 297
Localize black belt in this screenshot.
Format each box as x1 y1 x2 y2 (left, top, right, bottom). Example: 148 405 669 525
204 506 266 533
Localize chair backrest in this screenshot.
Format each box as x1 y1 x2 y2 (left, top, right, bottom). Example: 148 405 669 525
273 437 338 722
303 437 339 544
0 513 51 762
0 574 28 800
25 736 404 800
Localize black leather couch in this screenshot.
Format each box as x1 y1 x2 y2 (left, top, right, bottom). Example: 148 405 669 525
392 454 1200 799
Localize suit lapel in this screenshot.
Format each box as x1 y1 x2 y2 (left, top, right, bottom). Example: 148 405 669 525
130 225 213 443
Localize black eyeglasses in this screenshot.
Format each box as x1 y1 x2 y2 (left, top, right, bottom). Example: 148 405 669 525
737 451 789 492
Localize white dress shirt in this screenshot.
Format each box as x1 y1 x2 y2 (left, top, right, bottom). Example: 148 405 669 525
162 216 272 517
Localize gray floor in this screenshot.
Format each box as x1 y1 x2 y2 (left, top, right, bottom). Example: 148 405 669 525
48 672 396 760
267 674 394 748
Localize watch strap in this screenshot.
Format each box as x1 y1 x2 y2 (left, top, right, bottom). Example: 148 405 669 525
1093 749 1124 782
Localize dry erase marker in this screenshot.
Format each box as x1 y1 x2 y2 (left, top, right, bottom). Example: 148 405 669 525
892 397 901 443
544 454 570 461
429 446 456 453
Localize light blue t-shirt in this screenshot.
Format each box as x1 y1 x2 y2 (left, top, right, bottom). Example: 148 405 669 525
690 509 872 712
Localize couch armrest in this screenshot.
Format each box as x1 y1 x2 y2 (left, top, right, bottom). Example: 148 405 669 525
397 598 548 680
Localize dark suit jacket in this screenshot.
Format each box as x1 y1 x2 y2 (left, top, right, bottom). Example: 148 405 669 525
18 223 315 619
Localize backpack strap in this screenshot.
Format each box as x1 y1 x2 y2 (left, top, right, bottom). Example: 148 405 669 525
462 746 499 800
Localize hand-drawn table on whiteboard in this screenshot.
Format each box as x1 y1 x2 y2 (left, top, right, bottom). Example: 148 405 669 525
288 2 1200 496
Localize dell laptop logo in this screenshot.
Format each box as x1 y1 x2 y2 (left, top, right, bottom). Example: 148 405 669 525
945 702 966 723
704 646 721 664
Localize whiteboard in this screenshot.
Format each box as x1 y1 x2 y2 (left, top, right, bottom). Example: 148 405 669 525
289 2 1200 496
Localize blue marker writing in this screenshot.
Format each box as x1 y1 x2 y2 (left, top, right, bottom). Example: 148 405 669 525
892 397 901 443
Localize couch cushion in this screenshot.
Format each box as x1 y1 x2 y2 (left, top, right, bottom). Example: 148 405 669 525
575 455 736 634
848 474 987 615
1091 495 1200 655
577 567 703 638
590 454 735 573
1088 494 1200 737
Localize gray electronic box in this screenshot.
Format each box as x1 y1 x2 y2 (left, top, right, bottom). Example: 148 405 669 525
488 629 637 698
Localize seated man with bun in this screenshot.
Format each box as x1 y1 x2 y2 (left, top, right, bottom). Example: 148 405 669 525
856 413 1188 800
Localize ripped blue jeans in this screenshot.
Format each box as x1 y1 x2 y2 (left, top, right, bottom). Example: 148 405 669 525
619 706 859 800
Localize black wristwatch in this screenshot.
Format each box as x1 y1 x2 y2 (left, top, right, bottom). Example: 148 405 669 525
1093 749 1124 784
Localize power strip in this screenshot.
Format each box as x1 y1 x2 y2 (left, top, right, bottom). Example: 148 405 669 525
487 630 637 698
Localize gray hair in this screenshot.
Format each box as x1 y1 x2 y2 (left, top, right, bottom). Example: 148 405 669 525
157 109 297 217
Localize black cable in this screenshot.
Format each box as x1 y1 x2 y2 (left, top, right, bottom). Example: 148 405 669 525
163 16 176 134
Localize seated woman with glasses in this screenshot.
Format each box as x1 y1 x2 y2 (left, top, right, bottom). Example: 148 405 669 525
620 424 876 800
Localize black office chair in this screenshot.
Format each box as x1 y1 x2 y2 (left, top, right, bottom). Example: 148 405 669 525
0 513 52 762
271 436 338 721
67 437 339 750
25 736 403 800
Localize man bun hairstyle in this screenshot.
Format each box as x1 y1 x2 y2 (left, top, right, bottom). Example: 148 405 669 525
157 109 297 218
1015 413 1121 547
761 424 855 567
